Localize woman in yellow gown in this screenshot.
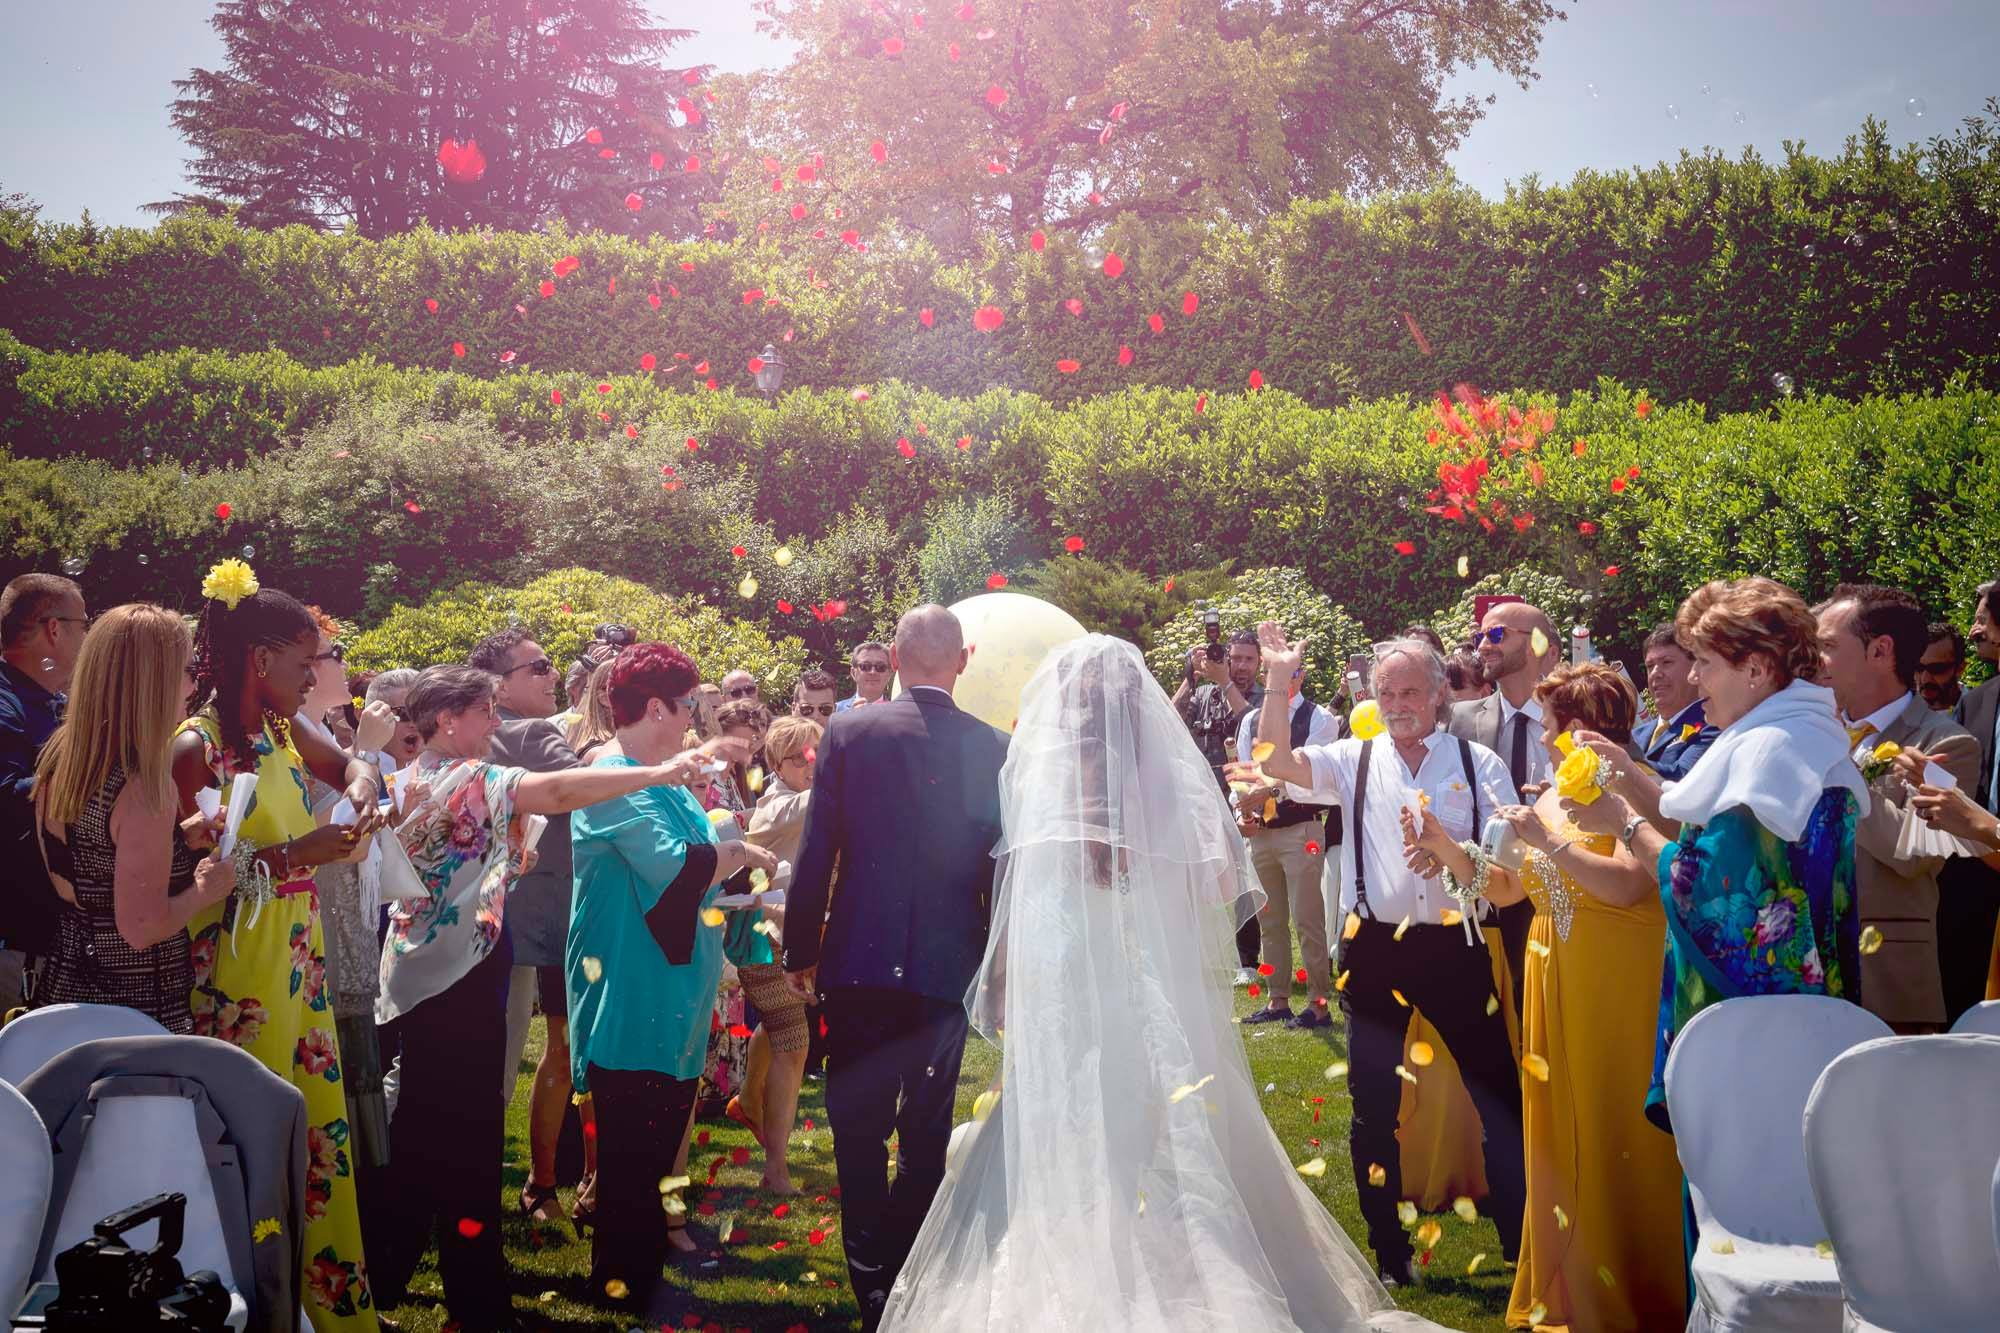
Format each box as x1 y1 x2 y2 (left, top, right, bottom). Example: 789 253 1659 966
1412 663 1686 1331
173 567 386 1332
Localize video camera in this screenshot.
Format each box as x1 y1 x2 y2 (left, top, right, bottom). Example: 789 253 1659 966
16 1193 231 1331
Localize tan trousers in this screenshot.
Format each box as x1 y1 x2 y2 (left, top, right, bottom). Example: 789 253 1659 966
1250 820 1330 1004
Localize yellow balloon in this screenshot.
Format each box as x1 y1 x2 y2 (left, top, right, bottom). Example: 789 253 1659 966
944 591 1089 732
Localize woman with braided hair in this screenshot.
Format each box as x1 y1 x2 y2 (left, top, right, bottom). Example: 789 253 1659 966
170 560 386 1332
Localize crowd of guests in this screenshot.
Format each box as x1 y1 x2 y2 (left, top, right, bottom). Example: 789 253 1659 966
0 563 902 1332
1201 574 2000 1329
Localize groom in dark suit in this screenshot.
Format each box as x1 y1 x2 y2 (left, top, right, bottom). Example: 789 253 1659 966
783 603 1009 1329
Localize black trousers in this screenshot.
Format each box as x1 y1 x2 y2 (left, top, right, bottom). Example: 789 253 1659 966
1338 918 1525 1265
1494 896 1534 1022
821 986 970 1331
364 934 513 1331
1938 857 2000 1026
1235 910 1261 969
586 1063 701 1313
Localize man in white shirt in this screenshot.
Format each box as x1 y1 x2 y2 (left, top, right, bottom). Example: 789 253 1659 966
1233 662 1342 1028
1233 628 1525 1288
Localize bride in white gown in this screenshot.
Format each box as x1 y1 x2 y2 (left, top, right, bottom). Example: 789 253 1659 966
880 634 1443 1332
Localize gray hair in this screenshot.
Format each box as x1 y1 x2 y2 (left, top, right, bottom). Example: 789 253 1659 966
364 667 420 703
894 604 965 675
404 664 496 741
1372 637 1448 692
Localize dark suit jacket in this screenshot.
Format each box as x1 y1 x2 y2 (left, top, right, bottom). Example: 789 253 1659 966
488 710 578 967
1641 698 1720 782
1956 675 2000 814
782 688 1009 1004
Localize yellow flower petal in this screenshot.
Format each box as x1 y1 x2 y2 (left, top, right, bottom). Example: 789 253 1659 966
1415 1220 1442 1250
1859 925 1884 955
1554 1203 1570 1230
1598 1264 1617 1287
604 1279 630 1300
1350 700 1385 740
1530 627 1550 658
1296 1156 1327 1178
745 766 766 794
1343 911 1362 941
1870 740 1902 763
1262 797 1278 821
738 575 759 599
1486 993 1501 1016
1709 1237 1736 1254
1324 1060 1349 1081
1168 1074 1216 1104
1527 938 1551 958
1453 1196 1479 1223
658 1174 690 1194
1441 908 1465 927
1391 988 1409 1007
662 1193 687 1216
752 919 780 938
972 1088 1001 1122
701 907 726 927
1408 1040 1435 1067
1251 740 1276 763
1815 1239 1835 1259
1393 914 1412 941
1397 1200 1419 1227
1527 1302 1548 1325
1367 1162 1387 1187
1522 1053 1551 1081
580 956 603 983
1467 1252 1487 1275
772 545 794 567
1335 969 1351 992
1394 1064 1418 1084
1457 554 1470 578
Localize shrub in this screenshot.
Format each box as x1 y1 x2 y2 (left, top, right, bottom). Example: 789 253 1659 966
1146 567 1372 703
1429 569 1601 651
344 568 809 698
915 495 1036 608
1016 557 1232 654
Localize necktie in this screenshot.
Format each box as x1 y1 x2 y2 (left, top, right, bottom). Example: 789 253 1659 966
1509 710 1530 793
1846 721 1876 749
1649 718 1669 751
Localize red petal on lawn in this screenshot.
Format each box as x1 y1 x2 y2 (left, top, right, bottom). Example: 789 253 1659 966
1512 514 1535 531
499 350 516 362
1393 541 1416 555
1295 968 1308 984
956 435 971 450
1627 465 1641 478
897 437 915 458
1118 345 1133 366
1102 252 1124 278
624 192 643 211
550 389 563 405
919 307 934 327
215 502 233 520
772 1203 791 1218
1258 962 1276 976
1029 230 1046 251
1148 312 1164 333
1604 565 1622 576
840 229 859 245
1247 983 1262 998
870 139 887 162
1248 369 1264 391
649 150 666 170
985 84 1008 107
1163 577 1175 593
973 305 1005 332
947 40 961 60
1064 535 1085 553
1056 359 1080 373
585 127 603 145
451 341 465 357
1634 398 1652 418
956 1 974 17
826 599 848 617
731 1146 751 1166
808 1229 828 1245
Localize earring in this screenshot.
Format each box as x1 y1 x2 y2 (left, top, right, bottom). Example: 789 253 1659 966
447 726 456 738
256 668 268 679
39 658 54 674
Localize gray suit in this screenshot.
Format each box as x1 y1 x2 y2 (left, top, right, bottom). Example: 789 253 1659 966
488 711 579 966
1445 694 1538 1017
1852 693 1978 1028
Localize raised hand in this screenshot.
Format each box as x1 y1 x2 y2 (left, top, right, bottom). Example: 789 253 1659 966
354 699 399 753
1255 620 1306 680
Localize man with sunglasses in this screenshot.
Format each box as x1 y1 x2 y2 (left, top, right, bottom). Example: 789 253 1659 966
1447 599 1560 1021
836 641 895 712
720 668 763 706
1917 622 1966 713
467 627 591 1228
793 668 840 721
0 572 85 1015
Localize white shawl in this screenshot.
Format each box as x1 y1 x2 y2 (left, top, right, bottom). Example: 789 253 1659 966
1657 679 1870 842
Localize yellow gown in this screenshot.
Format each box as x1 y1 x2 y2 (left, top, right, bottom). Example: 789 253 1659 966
1396 925 1519 1210
1504 812 1685 1332
184 713 378 1332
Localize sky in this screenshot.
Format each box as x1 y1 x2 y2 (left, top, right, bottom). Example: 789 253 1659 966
1 1 1994 227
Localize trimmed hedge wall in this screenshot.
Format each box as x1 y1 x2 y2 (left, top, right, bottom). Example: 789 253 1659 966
5 110 1999 413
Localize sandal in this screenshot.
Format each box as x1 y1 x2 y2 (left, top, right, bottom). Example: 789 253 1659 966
725 1095 766 1149
569 1172 597 1238
518 1181 561 1225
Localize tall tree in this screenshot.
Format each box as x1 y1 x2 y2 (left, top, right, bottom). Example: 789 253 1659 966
740 0 1566 248
156 0 717 237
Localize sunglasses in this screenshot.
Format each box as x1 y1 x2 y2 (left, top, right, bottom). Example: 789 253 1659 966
502 657 555 677
725 684 761 699
340 701 412 728
312 643 347 664
1915 660 1962 676
1474 627 1513 646
796 702 836 718
853 662 890 674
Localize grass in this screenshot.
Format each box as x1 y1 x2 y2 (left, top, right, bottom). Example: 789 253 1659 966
378 986 1513 1332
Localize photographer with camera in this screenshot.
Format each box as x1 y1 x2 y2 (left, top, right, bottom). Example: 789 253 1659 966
1173 618 1263 983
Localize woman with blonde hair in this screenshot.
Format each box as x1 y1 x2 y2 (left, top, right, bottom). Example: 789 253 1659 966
33 605 236 1030
565 658 619 759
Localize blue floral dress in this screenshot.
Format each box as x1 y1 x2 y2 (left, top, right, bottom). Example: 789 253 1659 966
1645 788 1862 1130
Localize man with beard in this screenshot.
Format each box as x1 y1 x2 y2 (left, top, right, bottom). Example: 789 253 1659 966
1175 629 1264 984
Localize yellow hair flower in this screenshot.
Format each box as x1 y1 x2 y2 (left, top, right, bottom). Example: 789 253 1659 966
252 1217 281 1243
1350 699 1385 740
1555 738 1606 806
201 558 260 611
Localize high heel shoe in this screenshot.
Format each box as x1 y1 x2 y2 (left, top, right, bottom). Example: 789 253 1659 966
569 1172 597 1238
725 1094 766 1149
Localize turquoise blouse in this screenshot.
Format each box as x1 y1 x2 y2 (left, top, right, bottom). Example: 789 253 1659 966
566 756 724 1090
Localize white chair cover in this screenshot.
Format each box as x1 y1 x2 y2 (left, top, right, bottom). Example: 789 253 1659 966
1804 1033 2000 1332
1666 994 1891 1333
1950 999 2000 1037
0 1003 169 1086
0 1080 51 1323
1992 1157 2000 1284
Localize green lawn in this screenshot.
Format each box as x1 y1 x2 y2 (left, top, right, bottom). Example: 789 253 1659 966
379 988 1512 1332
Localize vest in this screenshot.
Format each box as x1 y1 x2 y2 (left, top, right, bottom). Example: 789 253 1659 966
1264 696 1337 835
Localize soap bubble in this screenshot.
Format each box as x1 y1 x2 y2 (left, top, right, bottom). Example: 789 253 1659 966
1700 83 1712 96
137 554 150 566
1802 243 1816 258
240 545 256 560
1845 231 1866 249
60 555 86 576
1575 281 1590 297
1586 82 1599 99
1665 103 1680 121
1906 97 1926 118
1732 109 1747 126
1771 372 1795 397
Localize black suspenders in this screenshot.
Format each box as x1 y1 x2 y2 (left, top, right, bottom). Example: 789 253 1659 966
1349 734 1484 925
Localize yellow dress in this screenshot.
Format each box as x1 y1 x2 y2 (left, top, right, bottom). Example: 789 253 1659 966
1396 925 1520 1209
184 713 378 1332
1505 815 1685 1332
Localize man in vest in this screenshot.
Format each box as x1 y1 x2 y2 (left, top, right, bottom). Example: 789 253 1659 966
1233 654 1342 1028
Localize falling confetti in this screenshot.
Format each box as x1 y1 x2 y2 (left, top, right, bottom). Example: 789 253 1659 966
702 907 726 927
1325 1061 1349 1080
1522 1053 1551 1081
973 305 1006 332
580 956 603 983
1554 1204 1570 1230
1366 1162 1386 1186
1296 1157 1327 1178
1453 1196 1479 1223
1169 1074 1217 1104
1408 1041 1435 1067
1859 925 1884 955
1397 1201 1419 1227
1467 1253 1488 1275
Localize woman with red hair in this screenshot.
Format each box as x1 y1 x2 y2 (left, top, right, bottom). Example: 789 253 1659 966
566 643 779 1315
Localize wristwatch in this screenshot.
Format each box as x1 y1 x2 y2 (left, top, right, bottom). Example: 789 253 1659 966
1618 813 1647 852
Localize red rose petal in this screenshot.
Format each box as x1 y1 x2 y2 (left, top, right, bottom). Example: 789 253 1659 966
1610 477 1627 493
1194 394 1207 413
796 164 816 183
640 353 657 371
1063 535 1085 553
451 341 465 358
881 35 904 55
897 437 915 458
550 389 563 405
539 280 555 298
624 192 643 211
776 600 794 614
1064 298 1082 316
772 1203 791 1218
685 436 700 452
809 1228 828 1245
972 305 1005 332
870 139 888 162
1102 252 1124 278
457 1217 483 1238
1118 344 1133 366
919 307 934 327
1029 230 1046 251
749 357 765 374
624 424 639 438
424 298 438 313
1603 564 1622 576
1393 541 1416 555
1248 369 1264 391
731 1146 751 1166
1248 983 1262 998
956 435 972 450
405 501 423 515
1148 312 1165 334
1182 290 1199 316
1056 358 1080 373
986 573 1007 589
742 289 764 304
596 381 612 394
985 84 1008 107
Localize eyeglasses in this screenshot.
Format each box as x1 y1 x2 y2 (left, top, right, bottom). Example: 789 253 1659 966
853 662 890 674
43 616 89 631
502 657 555 677
312 643 347 665
795 702 836 718
340 701 412 728
725 684 761 699
1474 627 1512 646
1915 659 1962 677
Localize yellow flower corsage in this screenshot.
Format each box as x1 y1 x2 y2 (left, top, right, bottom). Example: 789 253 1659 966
1350 699 1385 740
201 558 260 610
1553 732 1606 805
1859 740 1902 781
1680 722 1701 743
252 1217 281 1243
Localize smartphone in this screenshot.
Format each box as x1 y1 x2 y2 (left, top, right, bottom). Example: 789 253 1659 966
1345 654 1372 699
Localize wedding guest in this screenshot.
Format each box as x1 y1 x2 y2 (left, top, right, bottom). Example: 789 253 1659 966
1812 583 1977 1031
471 626 595 1230
1944 580 2000 1018
836 640 894 711
172 566 385 1331
1411 662 1685 1330
1556 577 1866 1131
1639 621 1718 780
1399 624 1447 654
719 667 762 708
1444 647 1490 703
691 682 724 740
703 699 771 827
367 663 737 1331
567 643 775 1314
565 660 619 759
33 605 235 1031
1449 598 1561 1016
1236 629 1525 1288
729 715 820 1193
0 572 86 1014
1918 622 1966 712
792 668 839 720
1173 629 1263 984
365 669 423 771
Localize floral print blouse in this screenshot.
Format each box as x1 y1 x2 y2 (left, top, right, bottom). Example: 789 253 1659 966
1644 787 1861 1129
375 754 526 1022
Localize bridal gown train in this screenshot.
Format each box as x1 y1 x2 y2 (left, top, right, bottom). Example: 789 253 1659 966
879 634 1448 1333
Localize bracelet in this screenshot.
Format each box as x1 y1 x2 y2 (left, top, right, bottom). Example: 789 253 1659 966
1442 840 1492 903
1618 813 1647 851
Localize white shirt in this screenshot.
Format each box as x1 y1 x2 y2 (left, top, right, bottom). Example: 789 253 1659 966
1497 693 1552 789
1235 693 1341 764
1284 731 1518 927
1844 691 1913 762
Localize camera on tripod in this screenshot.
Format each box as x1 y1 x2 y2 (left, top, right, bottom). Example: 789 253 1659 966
14 1193 231 1331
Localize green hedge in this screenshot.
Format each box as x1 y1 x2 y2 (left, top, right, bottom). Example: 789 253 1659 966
5 108 1999 414
8 380 1996 657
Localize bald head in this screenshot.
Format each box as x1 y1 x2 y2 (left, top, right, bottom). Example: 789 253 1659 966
1476 600 1558 701
892 604 968 690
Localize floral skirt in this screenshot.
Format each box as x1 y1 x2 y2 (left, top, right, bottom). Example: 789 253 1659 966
191 886 378 1332
699 967 751 1113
